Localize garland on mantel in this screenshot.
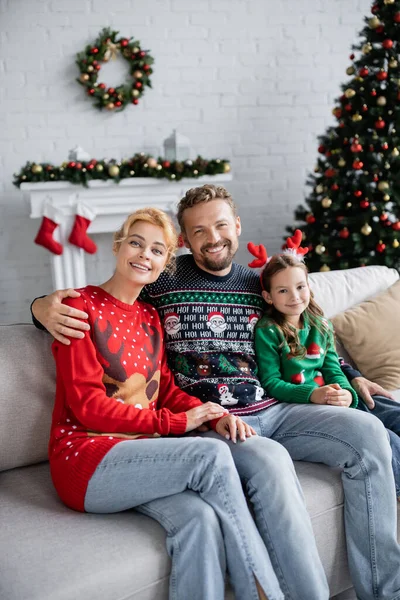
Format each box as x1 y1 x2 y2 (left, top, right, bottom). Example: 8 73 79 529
13 154 231 188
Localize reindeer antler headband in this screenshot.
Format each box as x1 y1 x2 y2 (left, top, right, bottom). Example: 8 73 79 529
247 229 308 287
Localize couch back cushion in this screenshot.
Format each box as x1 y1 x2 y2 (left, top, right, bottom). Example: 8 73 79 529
0 324 55 472
308 265 399 318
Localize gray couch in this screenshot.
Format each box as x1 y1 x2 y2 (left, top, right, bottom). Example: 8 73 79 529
1 265 399 600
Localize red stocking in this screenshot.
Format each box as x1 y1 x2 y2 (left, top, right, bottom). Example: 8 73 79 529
68 203 97 254
34 203 63 255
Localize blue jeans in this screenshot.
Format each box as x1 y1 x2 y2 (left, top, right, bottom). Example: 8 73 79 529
242 403 400 600
84 436 284 600
356 395 400 497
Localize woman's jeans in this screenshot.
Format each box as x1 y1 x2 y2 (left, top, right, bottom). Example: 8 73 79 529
356 395 400 497
84 436 284 600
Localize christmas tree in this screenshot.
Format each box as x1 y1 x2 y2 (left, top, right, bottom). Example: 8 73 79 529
288 0 400 272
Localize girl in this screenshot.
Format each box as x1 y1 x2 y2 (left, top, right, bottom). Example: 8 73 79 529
49 207 284 600
249 231 400 499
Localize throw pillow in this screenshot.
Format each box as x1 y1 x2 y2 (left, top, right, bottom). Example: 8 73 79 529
332 280 400 391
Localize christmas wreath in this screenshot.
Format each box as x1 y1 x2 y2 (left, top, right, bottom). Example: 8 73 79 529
76 27 154 111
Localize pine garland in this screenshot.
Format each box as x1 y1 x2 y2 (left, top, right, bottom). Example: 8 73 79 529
13 153 231 188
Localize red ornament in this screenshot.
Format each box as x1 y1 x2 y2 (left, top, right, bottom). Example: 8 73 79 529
359 67 369 77
382 39 394 49
380 213 389 221
353 160 364 170
115 101 122 107
120 39 129 47
354 190 363 197
376 242 386 253
325 168 336 178
375 118 386 129
90 47 99 54
162 161 171 168
139 51 146 57
306 214 316 224
87 163 95 170
67 161 76 168
371 89 377 97
143 64 151 71
382 142 389 150
339 228 350 239
95 64 101 71
88 88 95 95
98 83 106 89
331 183 339 191
360 200 370 209
377 70 388 81
132 98 139 105
362 104 368 112
351 141 363 153
344 103 353 112
371 4 378 13
75 162 82 169
376 25 384 34
89 159 97 166
392 222 400 231
135 82 143 89
339 121 345 128
336 250 342 258
336 215 345 222
350 53 355 59
333 108 342 118
108 87 115 94
373 174 379 182
394 12 400 23
369 145 375 152
318 145 326 153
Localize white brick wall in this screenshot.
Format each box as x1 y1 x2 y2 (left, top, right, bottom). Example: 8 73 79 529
0 0 370 323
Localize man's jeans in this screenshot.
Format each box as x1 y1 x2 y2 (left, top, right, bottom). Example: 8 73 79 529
356 395 400 497
84 436 284 600
242 403 400 600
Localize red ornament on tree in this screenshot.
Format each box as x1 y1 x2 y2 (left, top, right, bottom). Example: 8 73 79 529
377 70 388 81
339 228 350 239
392 222 400 231
380 213 389 221
120 38 129 47
354 190 363 197
351 141 363 153
359 67 369 77
90 47 99 54
325 168 336 178
382 142 389 150
376 26 384 34
353 160 364 170
394 12 400 23
132 98 139 105
331 183 339 191
371 89 377 96
345 103 353 112
306 214 316 224
376 242 386 253
360 200 370 208
318 145 326 153
375 118 386 129
382 39 394 49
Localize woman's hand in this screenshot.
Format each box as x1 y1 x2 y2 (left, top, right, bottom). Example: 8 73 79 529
32 290 89 344
215 415 256 443
185 402 228 433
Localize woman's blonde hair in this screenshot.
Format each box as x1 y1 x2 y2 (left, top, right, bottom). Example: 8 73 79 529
113 207 178 272
260 254 329 358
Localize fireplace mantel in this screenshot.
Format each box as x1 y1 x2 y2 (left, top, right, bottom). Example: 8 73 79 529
22 174 232 289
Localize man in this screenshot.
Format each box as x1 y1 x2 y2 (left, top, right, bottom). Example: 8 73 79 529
32 184 400 600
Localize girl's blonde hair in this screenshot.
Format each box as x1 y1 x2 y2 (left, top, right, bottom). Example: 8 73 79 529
113 207 178 273
260 254 328 358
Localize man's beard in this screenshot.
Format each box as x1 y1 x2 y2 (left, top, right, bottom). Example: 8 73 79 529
200 240 237 272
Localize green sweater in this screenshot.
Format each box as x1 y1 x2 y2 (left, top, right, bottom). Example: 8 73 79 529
254 315 358 407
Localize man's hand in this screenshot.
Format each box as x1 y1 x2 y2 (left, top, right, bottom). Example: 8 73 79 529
351 376 395 409
31 289 89 345
185 403 228 433
215 414 256 443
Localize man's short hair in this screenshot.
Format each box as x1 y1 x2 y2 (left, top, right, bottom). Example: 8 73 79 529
177 184 237 232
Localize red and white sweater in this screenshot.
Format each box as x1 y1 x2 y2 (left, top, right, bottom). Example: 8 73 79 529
49 286 203 512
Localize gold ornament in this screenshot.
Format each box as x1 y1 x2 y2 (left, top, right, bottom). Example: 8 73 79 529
31 164 43 174
315 244 326 255
132 46 139 53
383 194 390 201
87 65 94 72
344 88 356 98
105 102 115 110
361 223 372 235
392 148 399 157
377 96 387 106
130 170 135 175
95 163 104 172
346 66 355 75
147 157 158 168
156 165 162 171
103 94 109 100
389 58 398 68
362 43 372 54
378 181 389 191
223 163 231 173
133 70 143 79
384 0 395 4
338 158 346 167
108 165 120 177
80 73 90 82
384 162 390 169
321 197 332 208
320 264 331 272
193 169 198 175
352 113 362 122
346 202 352 208
393 239 400 248
315 184 324 194
368 16 381 28
131 89 140 97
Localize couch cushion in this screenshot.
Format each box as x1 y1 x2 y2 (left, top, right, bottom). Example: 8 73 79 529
0 324 55 471
332 281 400 391
0 463 170 600
308 265 399 319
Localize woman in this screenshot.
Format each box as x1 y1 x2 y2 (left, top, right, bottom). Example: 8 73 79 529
49 207 283 600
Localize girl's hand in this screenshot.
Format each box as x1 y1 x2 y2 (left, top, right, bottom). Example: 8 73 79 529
185 402 228 433
310 385 335 405
215 415 257 443
325 384 353 407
